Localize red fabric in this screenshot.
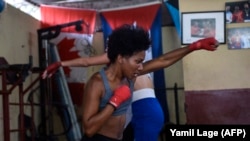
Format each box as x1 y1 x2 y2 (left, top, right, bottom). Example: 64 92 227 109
68 83 85 107
100 3 161 30
40 5 96 33
56 37 77 76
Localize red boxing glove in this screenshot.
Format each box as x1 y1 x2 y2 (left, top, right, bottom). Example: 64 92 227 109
42 62 61 79
189 37 219 51
109 85 131 109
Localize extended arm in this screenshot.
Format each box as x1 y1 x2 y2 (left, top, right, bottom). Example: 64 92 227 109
141 37 219 74
61 53 108 67
42 53 109 79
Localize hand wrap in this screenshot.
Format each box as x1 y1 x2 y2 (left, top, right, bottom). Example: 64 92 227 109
109 85 131 109
189 37 219 51
42 62 61 79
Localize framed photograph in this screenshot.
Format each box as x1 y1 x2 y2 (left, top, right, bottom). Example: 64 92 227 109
227 26 250 50
225 1 250 24
181 11 226 45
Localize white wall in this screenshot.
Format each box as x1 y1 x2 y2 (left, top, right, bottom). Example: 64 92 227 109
0 4 40 141
162 26 186 124
179 0 250 91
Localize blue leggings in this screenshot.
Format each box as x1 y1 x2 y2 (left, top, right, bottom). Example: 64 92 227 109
131 98 164 141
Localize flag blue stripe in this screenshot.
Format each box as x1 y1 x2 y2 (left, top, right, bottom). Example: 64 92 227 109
165 2 181 38
151 7 169 122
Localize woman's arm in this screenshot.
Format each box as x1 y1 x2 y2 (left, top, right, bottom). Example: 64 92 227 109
141 37 219 74
82 74 115 137
61 53 109 67
82 74 131 137
141 46 191 74
42 53 109 79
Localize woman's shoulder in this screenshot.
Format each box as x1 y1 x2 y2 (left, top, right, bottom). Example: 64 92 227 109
85 72 105 95
88 71 102 83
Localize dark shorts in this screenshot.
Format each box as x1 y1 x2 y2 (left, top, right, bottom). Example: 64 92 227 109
81 134 121 141
122 122 134 141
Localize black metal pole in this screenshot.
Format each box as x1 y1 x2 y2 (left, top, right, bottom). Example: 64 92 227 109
174 83 180 125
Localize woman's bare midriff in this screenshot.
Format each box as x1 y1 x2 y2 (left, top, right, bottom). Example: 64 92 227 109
97 114 126 140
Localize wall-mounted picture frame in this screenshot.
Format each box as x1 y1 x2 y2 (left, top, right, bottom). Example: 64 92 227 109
225 1 250 24
181 11 226 45
227 26 250 50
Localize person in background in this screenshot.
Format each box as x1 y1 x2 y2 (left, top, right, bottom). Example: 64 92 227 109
232 5 244 23
243 2 250 22
191 20 201 37
226 5 233 23
229 30 242 49
42 24 219 141
122 49 164 141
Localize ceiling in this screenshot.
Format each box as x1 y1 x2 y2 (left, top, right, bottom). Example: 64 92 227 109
27 0 160 8
24 0 176 26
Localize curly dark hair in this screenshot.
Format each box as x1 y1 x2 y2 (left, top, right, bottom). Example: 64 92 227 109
107 24 151 63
